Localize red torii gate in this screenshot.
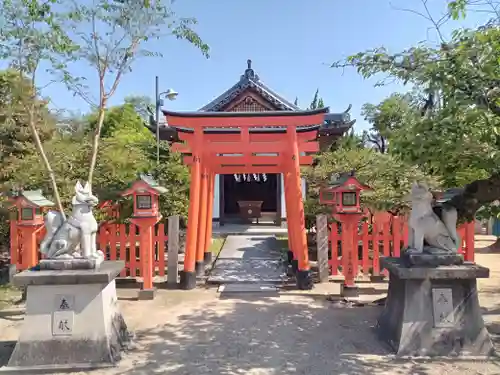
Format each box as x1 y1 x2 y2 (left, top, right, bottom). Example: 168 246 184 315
165 107 329 290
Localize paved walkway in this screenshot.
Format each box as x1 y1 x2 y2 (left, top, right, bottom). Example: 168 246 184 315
207 235 287 285
212 224 287 236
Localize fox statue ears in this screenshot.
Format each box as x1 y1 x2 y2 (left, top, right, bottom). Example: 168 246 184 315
75 181 91 193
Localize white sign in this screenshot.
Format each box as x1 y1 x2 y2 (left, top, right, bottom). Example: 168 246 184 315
52 294 75 336
432 288 455 328
54 294 74 311
52 311 74 336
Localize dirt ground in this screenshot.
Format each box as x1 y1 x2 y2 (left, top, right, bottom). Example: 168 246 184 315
0 236 500 375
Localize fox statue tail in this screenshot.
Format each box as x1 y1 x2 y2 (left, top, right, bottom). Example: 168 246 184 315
440 205 461 252
39 210 64 256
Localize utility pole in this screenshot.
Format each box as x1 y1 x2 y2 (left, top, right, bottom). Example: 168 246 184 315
155 75 161 165
153 76 178 165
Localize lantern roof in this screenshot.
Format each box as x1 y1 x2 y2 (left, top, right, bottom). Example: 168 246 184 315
121 174 168 197
139 174 168 194
12 190 54 207
326 171 371 191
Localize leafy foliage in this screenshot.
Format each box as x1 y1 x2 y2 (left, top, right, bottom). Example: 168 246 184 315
0 69 59 249
361 93 419 153
331 0 500 221
304 146 440 219
57 0 210 185
2 102 190 222
0 0 79 215
0 70 56 183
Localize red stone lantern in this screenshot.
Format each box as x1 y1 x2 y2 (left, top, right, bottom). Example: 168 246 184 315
320 171 371 297
10 190 54 226
121 174 167 219
9 190 54 269
121 174 167 300
320 170 371 215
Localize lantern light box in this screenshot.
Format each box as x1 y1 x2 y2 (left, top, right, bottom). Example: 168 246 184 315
122 174 167 218
9 190 55 226
319 171 371 214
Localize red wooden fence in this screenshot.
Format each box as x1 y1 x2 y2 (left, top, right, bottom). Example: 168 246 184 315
328 215 475 279
9 214 476 283
97 222 168 278
9 220 169 276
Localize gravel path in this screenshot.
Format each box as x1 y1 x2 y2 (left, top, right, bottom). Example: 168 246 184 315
64 290 498 375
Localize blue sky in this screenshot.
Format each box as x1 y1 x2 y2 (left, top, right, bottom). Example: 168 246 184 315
41 0 489 132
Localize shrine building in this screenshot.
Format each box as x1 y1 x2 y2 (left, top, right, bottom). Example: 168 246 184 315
151 60 354 226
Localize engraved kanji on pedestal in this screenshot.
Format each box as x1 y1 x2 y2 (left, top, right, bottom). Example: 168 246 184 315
432 288 455 328
52 294 75 336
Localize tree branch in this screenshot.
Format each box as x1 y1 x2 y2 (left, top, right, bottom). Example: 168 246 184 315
449 173 500 221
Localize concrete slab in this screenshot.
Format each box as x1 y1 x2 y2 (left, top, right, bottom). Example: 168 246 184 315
208 235 287 284
218 284 279 293
213 225 287 236
208 259 287 284
218 235 283 260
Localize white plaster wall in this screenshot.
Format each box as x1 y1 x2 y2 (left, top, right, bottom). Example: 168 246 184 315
280 174 306 219
213 174 220 219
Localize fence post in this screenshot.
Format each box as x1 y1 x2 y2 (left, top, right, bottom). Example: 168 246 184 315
10 220 18 270
316 214 329 283
167 215 180 286
464 221 475 262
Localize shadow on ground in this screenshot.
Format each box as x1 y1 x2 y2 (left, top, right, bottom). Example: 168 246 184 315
113 296 500 375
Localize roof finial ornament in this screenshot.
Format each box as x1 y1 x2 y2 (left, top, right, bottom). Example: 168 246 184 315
242 58 257 81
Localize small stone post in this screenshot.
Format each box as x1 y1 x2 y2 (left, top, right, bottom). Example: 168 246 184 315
316 214 329 283
167 215 180 286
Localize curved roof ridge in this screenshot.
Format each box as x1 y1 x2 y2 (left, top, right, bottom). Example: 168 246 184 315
199 60 300 112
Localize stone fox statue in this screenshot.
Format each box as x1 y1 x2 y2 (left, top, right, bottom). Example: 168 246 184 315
408 182 460 254
40 181 104 260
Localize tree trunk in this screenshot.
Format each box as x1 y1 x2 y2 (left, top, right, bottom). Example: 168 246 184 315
87 102 106 186
491 237 500 251
27 106 66 220
449 173 500 222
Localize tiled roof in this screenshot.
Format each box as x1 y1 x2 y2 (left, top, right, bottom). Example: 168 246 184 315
21 190 54 207
147 60 355 140
199 60 300 112
139 174 168 194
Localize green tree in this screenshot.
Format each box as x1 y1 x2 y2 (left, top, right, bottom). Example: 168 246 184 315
60 0 210 186
0 0 78 216
0 70 57 180
331 3 500 221
361 93 418 153
86 103 150 139
308 89 325 110
304 146 439 216
4 101 190 221
124 95 154 122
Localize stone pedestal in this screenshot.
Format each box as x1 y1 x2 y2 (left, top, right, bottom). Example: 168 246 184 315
1 261 131 373
377 257 494 357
